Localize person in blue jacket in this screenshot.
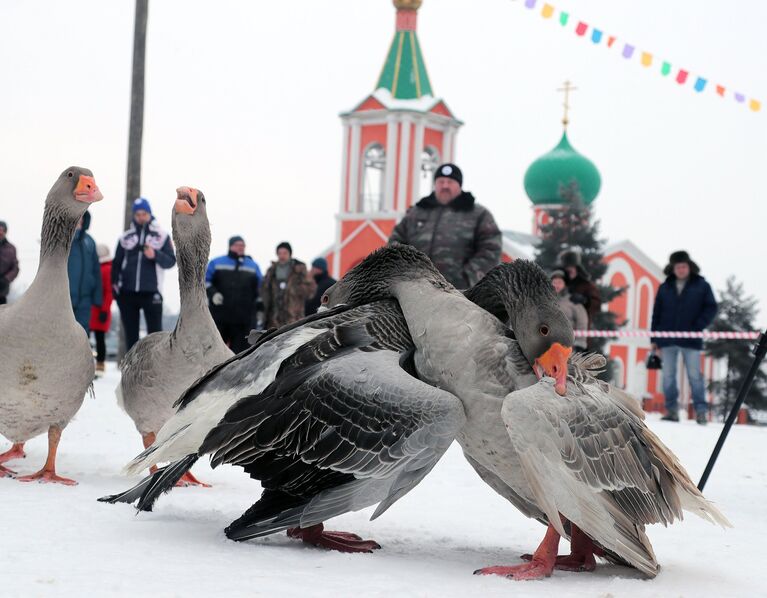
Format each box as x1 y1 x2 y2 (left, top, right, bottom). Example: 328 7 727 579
112 198 176 351
67 211 102 334
206 235 262 353
651 250 718 425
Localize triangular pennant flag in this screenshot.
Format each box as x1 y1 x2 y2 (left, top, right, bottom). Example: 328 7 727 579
541 3 555 18
622 44 635 59
750 99 761 112
676 69 689 84
640 52 652 67
607 35 616 47
591 29 603 43
559 11 569 26
734 93 745 103
575 21 588 36
525 0 537 9
716 85 726 97
693 77 707 92
661 62 672 76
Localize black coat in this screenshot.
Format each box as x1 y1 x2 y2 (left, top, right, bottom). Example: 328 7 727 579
651 274 717 349
305 271 337 316
206 252 262 325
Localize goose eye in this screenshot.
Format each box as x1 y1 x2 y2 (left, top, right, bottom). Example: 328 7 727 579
321 294 329 305
67 171 74 178
539 325 550 336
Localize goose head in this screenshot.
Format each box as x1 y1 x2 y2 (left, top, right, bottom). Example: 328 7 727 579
321 243 451 308
172 186 211 286
467 260 574 395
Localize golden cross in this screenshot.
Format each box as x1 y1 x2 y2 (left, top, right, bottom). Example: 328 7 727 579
557 80 578 128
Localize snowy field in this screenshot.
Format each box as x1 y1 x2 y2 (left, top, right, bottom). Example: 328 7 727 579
2 368 765 598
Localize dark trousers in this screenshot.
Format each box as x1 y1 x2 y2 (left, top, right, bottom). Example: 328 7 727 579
215 320 251 354
117 291 163 352
92 330 106 363
0 296 6 305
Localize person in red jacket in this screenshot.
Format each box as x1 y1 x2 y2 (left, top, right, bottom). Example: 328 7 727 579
90 244 113 376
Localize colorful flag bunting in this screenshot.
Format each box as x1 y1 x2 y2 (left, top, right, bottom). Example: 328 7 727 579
640 52 652 67
514 2 760 115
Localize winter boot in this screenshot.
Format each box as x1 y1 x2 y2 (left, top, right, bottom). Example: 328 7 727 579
696 411 708 425
661 412 679 422
95 362 106 377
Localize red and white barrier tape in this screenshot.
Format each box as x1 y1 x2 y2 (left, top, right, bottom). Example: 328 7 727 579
573 330 761 340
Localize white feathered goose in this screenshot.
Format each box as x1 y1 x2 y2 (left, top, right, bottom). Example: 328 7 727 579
117 187 232 486
0 167 103 484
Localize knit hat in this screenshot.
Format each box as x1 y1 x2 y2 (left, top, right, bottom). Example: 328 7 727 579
311 257 328 273
550 269 566 281
276 241 292 255
96 243 111 264
434 163 463 187
132 197 152 215
0 220 7 232
228 235 245 248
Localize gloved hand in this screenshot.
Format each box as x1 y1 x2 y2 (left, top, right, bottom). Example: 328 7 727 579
212 292 224 306
98 311 108 324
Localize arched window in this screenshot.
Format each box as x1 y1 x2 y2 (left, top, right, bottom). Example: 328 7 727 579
361 144 386 213
418 146 440 199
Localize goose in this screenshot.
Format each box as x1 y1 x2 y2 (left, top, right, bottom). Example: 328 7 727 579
0 167 103 484
117 187 232 486
99 246 568 553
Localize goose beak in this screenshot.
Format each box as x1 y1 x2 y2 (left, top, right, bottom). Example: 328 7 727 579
74 175 103 203
175 187 197 214
534 342 572 396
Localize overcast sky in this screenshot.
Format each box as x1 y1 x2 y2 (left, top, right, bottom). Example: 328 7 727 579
1 0 765 324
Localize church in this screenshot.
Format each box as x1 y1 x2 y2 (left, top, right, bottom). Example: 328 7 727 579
320 0 715 416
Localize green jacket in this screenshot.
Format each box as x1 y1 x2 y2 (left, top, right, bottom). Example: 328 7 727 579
389 191 502 289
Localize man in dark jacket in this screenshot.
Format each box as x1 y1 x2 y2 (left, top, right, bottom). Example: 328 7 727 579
205 235 262 353
557 249 602 326
112 198 176 351
651 250 717 424
261 242 316 329
388 163 501 289
67 211 102 334
305 257 336 316
0 220 19 304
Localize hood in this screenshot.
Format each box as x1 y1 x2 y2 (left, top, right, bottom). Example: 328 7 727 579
416 191 476 211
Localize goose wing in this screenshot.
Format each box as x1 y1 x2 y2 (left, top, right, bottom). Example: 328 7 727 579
198 315 465 538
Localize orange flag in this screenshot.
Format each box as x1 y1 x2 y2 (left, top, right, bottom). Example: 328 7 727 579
716 85 726 97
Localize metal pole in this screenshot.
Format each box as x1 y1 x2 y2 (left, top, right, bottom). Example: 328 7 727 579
698 330 767 491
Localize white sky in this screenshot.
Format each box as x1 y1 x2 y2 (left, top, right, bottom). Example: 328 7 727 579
1 0 765 325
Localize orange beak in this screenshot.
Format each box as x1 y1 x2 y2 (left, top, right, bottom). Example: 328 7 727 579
534 342 572 396
175 186 197 214
74 175 103 203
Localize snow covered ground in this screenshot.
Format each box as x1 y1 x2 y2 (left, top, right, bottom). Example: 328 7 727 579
2 367 765 598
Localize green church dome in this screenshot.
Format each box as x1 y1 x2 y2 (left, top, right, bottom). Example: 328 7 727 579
523 131 601 205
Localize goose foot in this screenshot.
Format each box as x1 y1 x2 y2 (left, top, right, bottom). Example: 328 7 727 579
287 524 381 553
0 443 26 464
174 470 211 488
474 523 560 581
0 463 17 477
16 469 77 486
521 523 597 572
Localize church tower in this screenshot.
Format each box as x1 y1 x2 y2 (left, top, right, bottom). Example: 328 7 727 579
325 0 463 278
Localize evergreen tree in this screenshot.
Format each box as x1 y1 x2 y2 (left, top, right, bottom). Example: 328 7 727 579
534 181 626 377
706 277 767 415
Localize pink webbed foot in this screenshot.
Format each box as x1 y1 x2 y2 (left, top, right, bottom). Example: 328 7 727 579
520 551 596 572
174 470 211 488
0 463 17 478
16 469 77 486
287 524 382 553
474 559 555 581
0 443 26 464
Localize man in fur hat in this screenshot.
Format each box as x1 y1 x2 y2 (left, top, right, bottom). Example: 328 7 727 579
651 250 718 424
557 249 602 326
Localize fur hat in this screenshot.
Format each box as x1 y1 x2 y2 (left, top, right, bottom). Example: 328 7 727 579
664 250 700 277
557 249 582 268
